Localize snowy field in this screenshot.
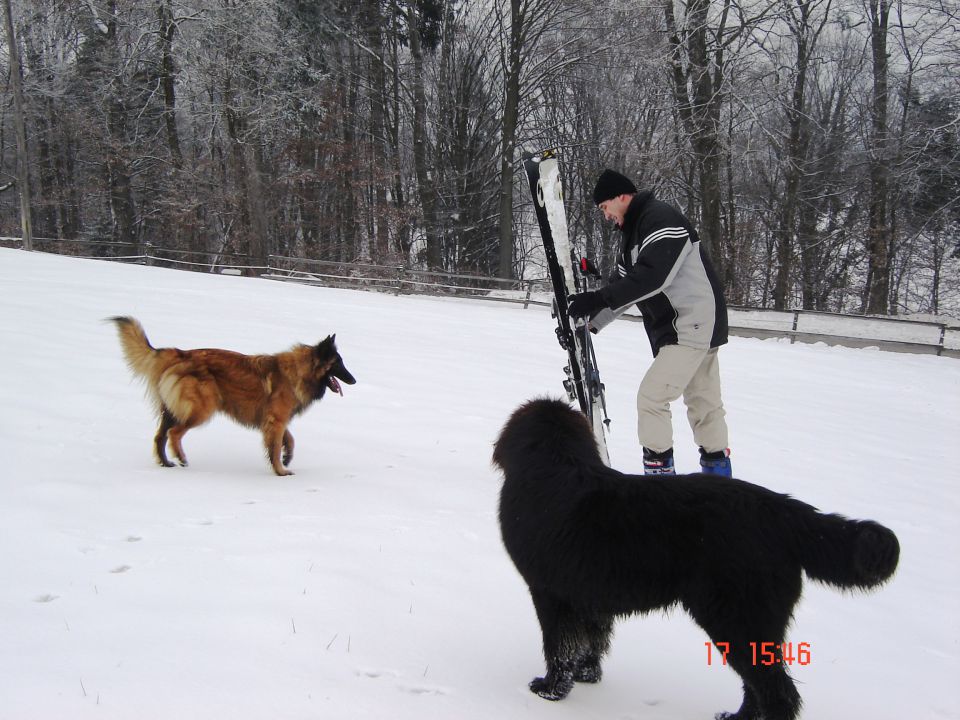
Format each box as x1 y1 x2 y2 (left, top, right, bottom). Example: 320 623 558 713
1 246 958 720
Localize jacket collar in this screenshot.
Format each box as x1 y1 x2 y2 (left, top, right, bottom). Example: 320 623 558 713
621 190 653 237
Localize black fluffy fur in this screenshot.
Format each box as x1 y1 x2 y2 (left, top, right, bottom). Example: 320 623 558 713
492 398 899 720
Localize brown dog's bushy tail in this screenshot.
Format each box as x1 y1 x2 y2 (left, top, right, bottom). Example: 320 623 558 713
108 316 158 380
793 509 900 590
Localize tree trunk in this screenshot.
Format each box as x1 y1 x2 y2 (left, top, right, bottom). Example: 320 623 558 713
364 0 390 263
223 75 268 268
102 0 138 253
337 43 359 262
157 0 183 169
409 4 442 269
387 14 411 260
664 0 728 275
863 0 891 315
496 0 523 279
773 7 814 310
3 0 33 250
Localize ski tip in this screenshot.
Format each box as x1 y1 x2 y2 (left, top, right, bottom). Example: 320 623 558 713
522 148 558 163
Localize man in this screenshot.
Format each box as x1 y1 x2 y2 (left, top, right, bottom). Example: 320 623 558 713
567 169 732 476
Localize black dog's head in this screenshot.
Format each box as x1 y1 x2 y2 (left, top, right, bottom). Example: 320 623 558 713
314 334 356 398
493 397 602 477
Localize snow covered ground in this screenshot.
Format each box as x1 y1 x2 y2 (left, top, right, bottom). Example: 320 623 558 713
1 247 958 720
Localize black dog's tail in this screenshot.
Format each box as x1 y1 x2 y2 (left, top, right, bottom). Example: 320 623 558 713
793 509 900 590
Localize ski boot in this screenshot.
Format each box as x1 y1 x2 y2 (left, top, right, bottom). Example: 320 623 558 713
643 447 675 475
699 448 732 477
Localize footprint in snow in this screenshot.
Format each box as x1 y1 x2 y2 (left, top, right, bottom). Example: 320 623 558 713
34 594 59 603
399 684 448 696
356 669 399 680
110 565 131 574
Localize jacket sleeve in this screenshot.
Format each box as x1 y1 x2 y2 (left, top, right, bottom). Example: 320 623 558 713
584 305 621 333
600 225 693 312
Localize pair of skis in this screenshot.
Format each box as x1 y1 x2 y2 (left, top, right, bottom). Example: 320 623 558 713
523 150 611 464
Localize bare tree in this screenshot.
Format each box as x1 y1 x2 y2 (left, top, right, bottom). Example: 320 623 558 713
156 0 182 169
2 0 32 249
770 0 834 310
492 0 588 278
408 0 442 269
2 0 957 316
861 0 892 313
663 0 773 282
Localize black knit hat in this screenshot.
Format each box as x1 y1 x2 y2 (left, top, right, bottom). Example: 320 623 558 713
593 169 637 205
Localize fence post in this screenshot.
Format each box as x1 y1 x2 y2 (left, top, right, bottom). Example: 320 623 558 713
395 265 405 296
144 242 154 266
791 309 799 344
523 280 533 309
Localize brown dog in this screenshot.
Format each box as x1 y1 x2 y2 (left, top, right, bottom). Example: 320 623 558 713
109 316 355 475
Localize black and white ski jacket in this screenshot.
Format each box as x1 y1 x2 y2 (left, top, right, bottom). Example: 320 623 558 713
593 191 728 357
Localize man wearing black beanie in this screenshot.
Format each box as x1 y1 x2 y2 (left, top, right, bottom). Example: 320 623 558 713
568 169 732 476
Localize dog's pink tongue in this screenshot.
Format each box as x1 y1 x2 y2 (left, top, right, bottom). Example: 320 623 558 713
329 377 342 396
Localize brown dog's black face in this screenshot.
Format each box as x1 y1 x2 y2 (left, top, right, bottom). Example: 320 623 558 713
314 335 356 397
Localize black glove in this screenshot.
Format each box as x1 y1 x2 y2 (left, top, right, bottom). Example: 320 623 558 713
567 290 607 320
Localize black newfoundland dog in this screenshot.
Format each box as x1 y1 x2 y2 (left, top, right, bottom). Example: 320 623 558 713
493 398 899 720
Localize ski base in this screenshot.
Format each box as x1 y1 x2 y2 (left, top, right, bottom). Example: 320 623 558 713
523 149 610 464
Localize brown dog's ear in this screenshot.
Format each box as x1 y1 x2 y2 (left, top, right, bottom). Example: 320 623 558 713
315 335 335 359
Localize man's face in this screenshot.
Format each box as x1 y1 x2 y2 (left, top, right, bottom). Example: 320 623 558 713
597 194 632 228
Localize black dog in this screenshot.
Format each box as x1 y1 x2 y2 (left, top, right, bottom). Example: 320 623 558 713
492 398 899 720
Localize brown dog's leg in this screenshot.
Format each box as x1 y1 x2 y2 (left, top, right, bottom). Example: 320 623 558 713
166 410 213 467
167 424 191 466
282 430 295 467
262 415 293 476
160 376 217 468
154 407 177 467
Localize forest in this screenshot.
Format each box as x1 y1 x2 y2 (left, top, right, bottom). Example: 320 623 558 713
1 0 958 315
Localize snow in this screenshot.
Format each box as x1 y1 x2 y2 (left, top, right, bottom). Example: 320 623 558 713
1 246 958 720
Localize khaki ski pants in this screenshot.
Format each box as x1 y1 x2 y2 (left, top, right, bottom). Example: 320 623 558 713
636 345 728 454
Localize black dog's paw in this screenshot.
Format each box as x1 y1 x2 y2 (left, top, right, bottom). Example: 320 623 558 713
573 658 602 683
715 711 758 720
529 673 574 701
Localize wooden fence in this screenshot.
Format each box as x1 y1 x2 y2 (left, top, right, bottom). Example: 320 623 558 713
3 236 958 358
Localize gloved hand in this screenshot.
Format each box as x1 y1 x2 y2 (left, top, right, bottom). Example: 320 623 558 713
567 290 607 320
